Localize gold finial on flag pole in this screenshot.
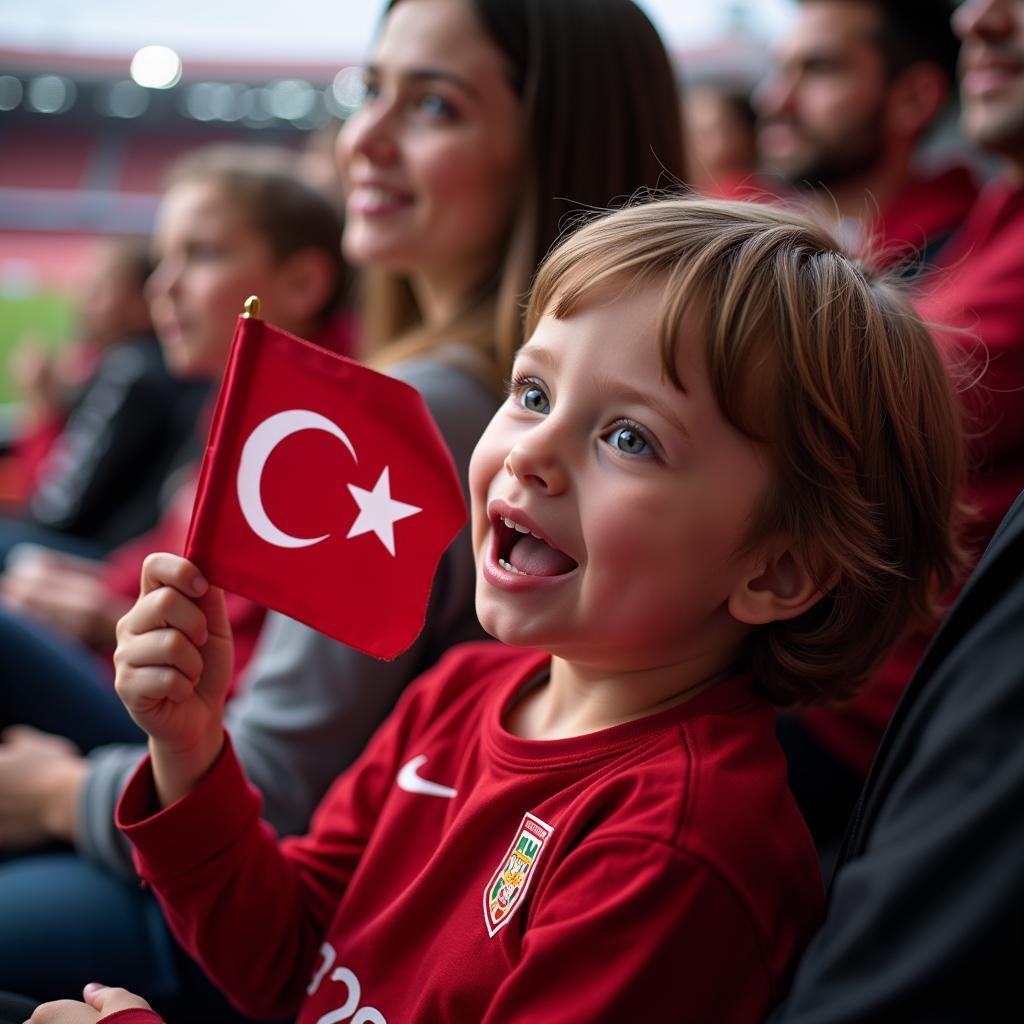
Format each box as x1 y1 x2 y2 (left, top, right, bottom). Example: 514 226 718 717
242 295 262 319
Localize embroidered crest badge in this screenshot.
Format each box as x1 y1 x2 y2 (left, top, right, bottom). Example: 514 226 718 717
483 811 554 937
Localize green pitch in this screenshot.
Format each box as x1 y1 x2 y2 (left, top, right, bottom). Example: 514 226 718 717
0 292 77 406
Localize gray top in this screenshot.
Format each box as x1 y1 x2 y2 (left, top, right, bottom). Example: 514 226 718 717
78 353 499 877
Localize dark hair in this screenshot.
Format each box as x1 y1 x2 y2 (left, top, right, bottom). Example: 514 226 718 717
692 80 758 133
803 0 960 83
367 0 685 387
106 236 156 292
166 144 350 326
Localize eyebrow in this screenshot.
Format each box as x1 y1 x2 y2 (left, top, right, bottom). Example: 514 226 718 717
365 63 481 101
515 344 691 439
602 379 691 440
514 341 556 367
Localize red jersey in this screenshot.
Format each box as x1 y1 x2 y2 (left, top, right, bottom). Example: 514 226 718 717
119 642 822 1024
802 180 1024 775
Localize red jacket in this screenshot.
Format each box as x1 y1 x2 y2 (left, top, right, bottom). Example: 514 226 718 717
120 642 822 1023
870 165 979 269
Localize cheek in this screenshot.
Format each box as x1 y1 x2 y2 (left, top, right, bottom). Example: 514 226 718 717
468 433 503 545
335 122 356 187
584 483 744 595
420 141 517 236
807 88 845 126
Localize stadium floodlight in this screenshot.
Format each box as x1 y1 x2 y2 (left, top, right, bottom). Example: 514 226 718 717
130 45 183 90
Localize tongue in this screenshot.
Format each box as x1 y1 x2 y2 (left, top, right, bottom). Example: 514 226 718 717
507 534 577 576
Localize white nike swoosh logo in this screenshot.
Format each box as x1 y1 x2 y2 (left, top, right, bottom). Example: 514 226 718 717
397 755 457 799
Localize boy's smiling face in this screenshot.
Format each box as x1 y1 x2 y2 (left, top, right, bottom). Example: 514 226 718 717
469 281 778 678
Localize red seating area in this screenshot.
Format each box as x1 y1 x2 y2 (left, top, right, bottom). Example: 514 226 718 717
0 126 96 192
116 131 235 194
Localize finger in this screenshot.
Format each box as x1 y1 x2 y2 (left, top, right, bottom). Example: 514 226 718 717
0 725 81 755
138 552 208 601
82 982 151 1016
0 571 68 613
4 541 58 572
118 625 205 683
0 572 45 607
80 978 112 1011
116 664 197 708
82 983 108 1009
117 584 210 648
0 586 64 627
195 583 232 642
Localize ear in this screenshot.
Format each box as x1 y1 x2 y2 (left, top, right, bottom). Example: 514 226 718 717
884 62 950 141
274 248 339 330
728 543 832 626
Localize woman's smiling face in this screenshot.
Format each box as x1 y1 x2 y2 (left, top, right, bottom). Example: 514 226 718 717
336 0 524 309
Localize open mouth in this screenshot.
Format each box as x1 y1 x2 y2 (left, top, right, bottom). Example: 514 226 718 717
494 514 578 578
348 184 415 214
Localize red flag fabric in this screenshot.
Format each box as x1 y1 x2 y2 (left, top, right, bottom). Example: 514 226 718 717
184 307 467 660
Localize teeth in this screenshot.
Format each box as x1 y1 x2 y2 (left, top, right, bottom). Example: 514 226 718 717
359 186 405 203
498 557 525 575
501 516 533 535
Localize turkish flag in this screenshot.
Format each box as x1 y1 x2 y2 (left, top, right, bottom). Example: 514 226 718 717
184 309 467 660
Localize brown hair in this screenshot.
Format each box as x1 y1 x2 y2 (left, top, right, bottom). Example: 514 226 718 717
364 0 685 389
528 197 966 705
99 235 155 292
165 144 350 327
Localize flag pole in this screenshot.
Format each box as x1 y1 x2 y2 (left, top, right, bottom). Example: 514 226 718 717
243 295 262 319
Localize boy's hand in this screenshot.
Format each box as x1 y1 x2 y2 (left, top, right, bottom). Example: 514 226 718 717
29 982 154 1022
114 552 234 807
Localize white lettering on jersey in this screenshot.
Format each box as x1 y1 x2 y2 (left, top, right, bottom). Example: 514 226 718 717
308 942 387 1024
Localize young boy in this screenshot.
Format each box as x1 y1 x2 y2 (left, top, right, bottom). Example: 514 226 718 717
77 199 961 1024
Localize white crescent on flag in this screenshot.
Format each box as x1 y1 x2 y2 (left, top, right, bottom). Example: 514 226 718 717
236 409 421 556
237 409 357 549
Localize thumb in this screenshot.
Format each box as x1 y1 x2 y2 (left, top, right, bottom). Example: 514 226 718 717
195 583 233 642
82 983 109 1010
81 983 152 1018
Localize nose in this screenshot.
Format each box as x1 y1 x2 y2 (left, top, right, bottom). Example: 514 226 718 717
954 0 1016 41
503 425 569 496
338 94 399 168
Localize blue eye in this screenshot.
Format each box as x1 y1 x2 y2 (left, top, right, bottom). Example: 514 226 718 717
606 424 651 457
520 385 550 414
416 93 456 120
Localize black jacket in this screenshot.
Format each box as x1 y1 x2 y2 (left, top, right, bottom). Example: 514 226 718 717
771 489 1024 1023
28 335 207 549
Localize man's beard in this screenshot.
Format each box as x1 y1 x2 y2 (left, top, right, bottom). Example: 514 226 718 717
766 105 886 191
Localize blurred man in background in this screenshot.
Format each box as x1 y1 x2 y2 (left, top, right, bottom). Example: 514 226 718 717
756 0 976 268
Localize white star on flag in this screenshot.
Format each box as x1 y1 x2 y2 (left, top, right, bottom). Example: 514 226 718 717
346 466 422 556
